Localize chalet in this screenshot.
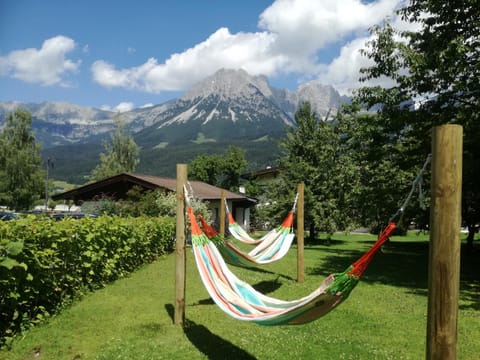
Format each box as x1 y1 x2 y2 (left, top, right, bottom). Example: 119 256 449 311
52 173 256 229
241 166 283 189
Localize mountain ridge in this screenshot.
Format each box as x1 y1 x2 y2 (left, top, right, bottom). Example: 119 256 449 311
1 69 349 183
1 68 348 148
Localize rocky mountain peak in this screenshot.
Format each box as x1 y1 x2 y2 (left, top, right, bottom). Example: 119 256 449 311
295 81 343 119
182 68 274 101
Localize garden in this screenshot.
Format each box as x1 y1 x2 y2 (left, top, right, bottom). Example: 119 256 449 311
1 218 479 359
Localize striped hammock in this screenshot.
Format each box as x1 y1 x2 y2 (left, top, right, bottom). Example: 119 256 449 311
188 206 396 325
198 213 295 267
226 195 298 245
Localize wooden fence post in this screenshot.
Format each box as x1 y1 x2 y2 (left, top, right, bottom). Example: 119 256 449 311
174 164 187 326
297 183 305 283
427 124 463 359
220 190 226 238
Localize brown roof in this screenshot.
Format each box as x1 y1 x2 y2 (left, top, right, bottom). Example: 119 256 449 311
130 173 251 200
52 172 256 204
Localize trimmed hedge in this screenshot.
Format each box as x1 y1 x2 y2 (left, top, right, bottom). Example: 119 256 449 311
0 215 175 347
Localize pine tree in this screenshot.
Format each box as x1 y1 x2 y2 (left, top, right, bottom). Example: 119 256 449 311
0 109 44 210
90 115 139 182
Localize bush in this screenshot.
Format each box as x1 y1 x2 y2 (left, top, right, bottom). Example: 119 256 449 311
0 215 175 347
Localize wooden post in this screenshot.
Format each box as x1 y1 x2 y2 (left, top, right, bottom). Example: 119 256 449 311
174 164 187 326
427 125 462 360
297 183 305 283
220 190 226 237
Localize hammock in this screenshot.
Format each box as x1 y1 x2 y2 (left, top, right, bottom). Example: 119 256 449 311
186 155 431 325
188 206 396 325
226 195 298 245
198 213 295 267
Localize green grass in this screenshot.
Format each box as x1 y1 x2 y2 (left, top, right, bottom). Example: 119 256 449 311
153 142 169 149
1 232 479 360
192 133 216 144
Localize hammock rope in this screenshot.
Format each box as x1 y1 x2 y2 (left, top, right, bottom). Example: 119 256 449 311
226 194 298 245
185 155 431 325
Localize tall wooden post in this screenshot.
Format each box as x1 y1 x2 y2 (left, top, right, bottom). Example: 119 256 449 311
174 164 187 326
297 183 305 283
220 190 226 237
427 125 462 359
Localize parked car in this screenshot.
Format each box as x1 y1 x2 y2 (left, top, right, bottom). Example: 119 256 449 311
50 213 98 221
0 211 20 221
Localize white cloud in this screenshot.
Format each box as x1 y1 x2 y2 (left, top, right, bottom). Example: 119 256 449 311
317 9 422 95
100 102 135 113
258 0 399 55
91 0 405 94
92 28 286 92
0 35 80 86
114 102 134 112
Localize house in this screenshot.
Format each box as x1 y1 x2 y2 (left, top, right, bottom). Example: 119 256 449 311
241 166 283 189
52 173 257 229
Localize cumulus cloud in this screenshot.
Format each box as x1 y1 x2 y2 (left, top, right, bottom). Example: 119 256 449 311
100 102 135 113
91 0 405 94
258 0 399 55
316 9 423 95
0 35 80 86
92 28 286 92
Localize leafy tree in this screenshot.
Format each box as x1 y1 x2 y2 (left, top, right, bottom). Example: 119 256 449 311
275 102 359 240
0 109 44 210
189 145 248 191
116 188 213 221
90 115 139 182
188 154 222 186
335 105 425 233
356 0 480 245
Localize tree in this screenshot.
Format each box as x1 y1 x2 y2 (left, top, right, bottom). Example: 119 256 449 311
188 154 222 186
356 0 480 245
0 109 44 210
275 102 359 240
335 104 426 233
90 115 139 182
189 146 248 191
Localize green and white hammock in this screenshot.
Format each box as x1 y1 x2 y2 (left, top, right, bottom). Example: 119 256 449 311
226 195 298 245
189 205 396 325
198 212 294 267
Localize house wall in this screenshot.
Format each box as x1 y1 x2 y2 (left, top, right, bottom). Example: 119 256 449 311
207 200 251 231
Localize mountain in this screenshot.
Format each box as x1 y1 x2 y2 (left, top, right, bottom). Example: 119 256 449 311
1 69 349 183
0 101 116 147
129 69 297 147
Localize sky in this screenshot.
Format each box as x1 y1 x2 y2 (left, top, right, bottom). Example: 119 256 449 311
0 0 412 112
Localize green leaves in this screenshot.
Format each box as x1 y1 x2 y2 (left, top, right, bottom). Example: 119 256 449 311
354 0 480 232
90 115 140 181
189 145 248 191
0 109 44 210
0 215 175 347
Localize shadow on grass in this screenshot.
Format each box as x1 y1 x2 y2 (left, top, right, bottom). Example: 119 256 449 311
191 278 283 306
183 318 256 360
164 304 256 359
231 264 295 281
309 239 479 310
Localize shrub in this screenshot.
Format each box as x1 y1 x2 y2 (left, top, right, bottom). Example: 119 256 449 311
0 215 175 347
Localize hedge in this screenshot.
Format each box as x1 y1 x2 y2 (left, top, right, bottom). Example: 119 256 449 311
0 215 175 347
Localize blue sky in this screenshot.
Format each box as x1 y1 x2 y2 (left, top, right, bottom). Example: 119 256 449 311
0 0 409 112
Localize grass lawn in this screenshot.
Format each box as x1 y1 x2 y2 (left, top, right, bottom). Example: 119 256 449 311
1 232 479 359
